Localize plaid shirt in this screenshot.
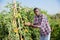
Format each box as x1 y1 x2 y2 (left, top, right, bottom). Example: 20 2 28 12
33 14 51 36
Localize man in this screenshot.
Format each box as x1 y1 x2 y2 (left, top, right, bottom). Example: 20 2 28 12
24 8 51 40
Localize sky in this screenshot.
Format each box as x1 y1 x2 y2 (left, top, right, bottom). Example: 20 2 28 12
0 0 60 15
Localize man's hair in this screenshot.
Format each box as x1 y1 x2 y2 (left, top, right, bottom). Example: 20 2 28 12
33 8 39 12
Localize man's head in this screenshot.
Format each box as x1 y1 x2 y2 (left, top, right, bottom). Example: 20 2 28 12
34 8 40 16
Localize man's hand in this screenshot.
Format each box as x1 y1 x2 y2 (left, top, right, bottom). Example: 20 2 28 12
24 22 32 26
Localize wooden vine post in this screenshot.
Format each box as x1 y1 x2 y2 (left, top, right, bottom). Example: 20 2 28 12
12 0 23 40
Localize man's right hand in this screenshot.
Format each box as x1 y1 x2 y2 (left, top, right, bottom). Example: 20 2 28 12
24 22 31 26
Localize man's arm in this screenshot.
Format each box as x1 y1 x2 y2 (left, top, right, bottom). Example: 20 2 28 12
32 14 47 28
30 23 40 28
24 22 40 28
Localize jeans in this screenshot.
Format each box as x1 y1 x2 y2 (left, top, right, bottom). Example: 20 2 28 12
40 33 51 40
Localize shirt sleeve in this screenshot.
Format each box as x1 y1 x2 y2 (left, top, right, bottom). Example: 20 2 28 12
33 16 38 25
40 14 47 28
40 14 51 30
33 14 47 28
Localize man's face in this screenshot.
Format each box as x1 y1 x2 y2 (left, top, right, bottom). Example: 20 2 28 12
34 9 40 16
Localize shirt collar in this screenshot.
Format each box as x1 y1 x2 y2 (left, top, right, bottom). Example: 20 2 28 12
35 14 42 18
